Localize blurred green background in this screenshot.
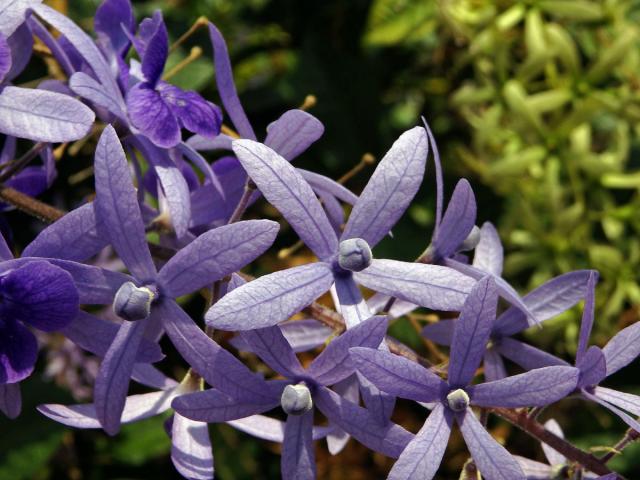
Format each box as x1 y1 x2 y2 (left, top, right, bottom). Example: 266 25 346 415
3 0 640 478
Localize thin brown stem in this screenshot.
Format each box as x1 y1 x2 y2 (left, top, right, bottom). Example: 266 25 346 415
602 428 640 463
0 185 65 222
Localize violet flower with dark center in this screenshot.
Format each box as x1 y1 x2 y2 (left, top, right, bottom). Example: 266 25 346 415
126 11 222 148
64 125 279 435
350 277 580 480
423 222 594 381
174 315 415 479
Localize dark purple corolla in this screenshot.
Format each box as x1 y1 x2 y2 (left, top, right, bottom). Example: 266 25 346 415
350 277 580 480
174 315 414 479
126 11 222 148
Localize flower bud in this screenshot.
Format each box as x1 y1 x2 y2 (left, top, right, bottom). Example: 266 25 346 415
338 238 373 272
113 281 156 321
281 384 313 416
446 388 470 412
458 225 481 252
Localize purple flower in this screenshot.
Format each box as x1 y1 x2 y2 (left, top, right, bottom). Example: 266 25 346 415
174 315 414 479
350 277 580 480
126 11 222 148
59 125 278 435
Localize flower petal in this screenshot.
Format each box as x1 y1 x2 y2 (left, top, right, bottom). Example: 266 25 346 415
577 272 599 362
240 326 304 378
282 411 316 480
431 179 476 261
602 320 640 376
576 346 607 389
171 413 214 480
349 347 444 402
172 388 278 423
495 337 569 371
0 320 37 383
127 83 180 148
0 86 94 142
355 259 474 311
472 222 503 276
0 260 79 332
592 386 640 417
160 83 222 139
448 276 498 388
483 348 508 382
470 366 579 408
265 110 324 161
206 263 334 331
140 11 167 86
421 319 455 346
334 275 371 329
94 0 135 56
541 419 566 466
387 403 452 480
158 220 278 298
457 408 525 480
342 127 428 248
94 125 156 282
232 139 338 260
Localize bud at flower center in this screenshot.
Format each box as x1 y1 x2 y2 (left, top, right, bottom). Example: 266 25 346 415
338 238 373 272
458 225 481 252
446 388 470 412
113 281 156 321
281 383 313 415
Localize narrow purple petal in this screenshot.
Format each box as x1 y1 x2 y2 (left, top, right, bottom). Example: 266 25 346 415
355 259 474 311
160 299 277 402
32 4 123 104
94 319 147 435
602 320 640 376
423 119 444 234
514 456 553 479
576 346 607 389
299 169 358 206
230 319 333 354
577 271 599 362
334 275 371 329
206 263 334 331
265 110 324 161
140 11 167 86
326 375 358 454
349 347 444 402
207 23 256 140
493 270 593 337
227 415 284 442
495 337 569 371
582 388 640 433
0 33 11 83
457 408 525 480
470 366 579 408
541 419 566 466
0 86 95 142
172 388 278 423
171 413 214 480
127 84 181 148
240 326 304 378
232 139 338 260
23 202 108 262
6 23 33 82
342 127 427 248
483 348 508 382
131 364 177 390
158 220 278 298
448 277 498 387
61 311 163 363
0 320 37 383
367 293 417 319
0 0 40 37
0 260 79 331
38 389 176 428
472 222 503 276
308 316 387 385
282 411 316 480
357 368 396 426
0 383 21 418
421 319 455 346
94 0 135 57
431 179 476 260
388 403 452 480
160 83 222 139
317 190 344 234
69 72 126 120
593 386 640 417
94 125 156 281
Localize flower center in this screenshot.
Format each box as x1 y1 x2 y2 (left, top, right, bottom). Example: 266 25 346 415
113 281 157 321
280 383 313 415
446 388 470 412
338 238 373 272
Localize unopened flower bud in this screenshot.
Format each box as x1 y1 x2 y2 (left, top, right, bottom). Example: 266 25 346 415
458 225 481 252
281 384 313 415
446 388 470 412
338 238 373 272
113 282 156 321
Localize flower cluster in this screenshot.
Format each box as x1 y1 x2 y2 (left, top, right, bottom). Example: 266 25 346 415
0 1 637 479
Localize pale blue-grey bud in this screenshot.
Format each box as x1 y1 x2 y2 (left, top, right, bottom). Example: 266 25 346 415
446 388 470 412
281 384 313 415
113 281 156 321
458 225 481 252
338 238 373 272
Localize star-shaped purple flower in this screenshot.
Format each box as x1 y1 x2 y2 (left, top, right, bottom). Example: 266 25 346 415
126 11 222 148
350 277 580 480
